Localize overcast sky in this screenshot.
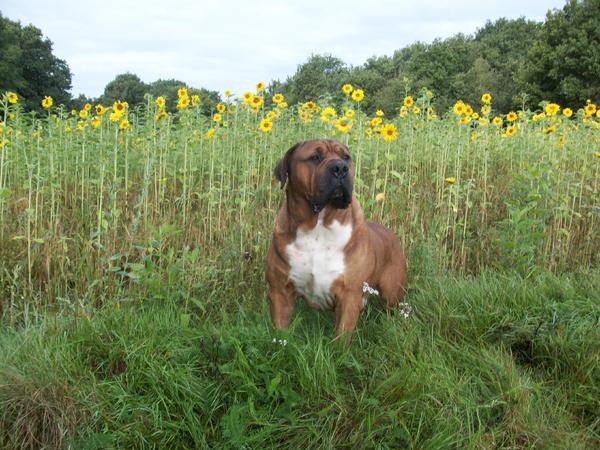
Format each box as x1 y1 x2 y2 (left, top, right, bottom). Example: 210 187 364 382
2 0 566 99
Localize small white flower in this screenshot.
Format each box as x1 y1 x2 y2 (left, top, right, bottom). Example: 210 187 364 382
272 338 288 346
362 282 379 296
398 302 412 318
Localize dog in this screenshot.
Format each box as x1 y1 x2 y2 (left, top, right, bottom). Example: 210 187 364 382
266 139 407 339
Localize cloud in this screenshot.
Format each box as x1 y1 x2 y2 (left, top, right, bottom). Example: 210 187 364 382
2 0 565 98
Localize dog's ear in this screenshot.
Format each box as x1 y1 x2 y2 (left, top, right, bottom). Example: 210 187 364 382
274 143 300 189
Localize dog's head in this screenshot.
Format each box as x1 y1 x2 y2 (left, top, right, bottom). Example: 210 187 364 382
274 139 353 213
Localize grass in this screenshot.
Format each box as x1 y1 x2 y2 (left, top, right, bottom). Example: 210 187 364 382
1 269 599 449
1 90 599 447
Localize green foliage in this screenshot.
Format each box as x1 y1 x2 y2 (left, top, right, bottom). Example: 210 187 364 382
0 12 72 111
101 72 148 107
473 18 542 112
1 271 598 448
280 54 350 105
523 0 600 106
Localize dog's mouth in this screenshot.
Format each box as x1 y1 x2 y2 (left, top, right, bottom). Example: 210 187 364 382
311 182 352 213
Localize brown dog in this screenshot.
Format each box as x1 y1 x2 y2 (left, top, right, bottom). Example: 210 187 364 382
266 139 407 338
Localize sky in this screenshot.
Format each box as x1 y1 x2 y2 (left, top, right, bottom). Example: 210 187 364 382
2 0 567 99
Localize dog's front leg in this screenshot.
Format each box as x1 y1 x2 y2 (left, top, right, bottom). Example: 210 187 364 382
334 290 365 340
268 285 295 329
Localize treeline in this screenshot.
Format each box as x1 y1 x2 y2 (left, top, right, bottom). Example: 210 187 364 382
1 0 599 115
274 0 600 113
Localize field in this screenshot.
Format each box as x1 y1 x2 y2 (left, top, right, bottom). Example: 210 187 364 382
1 87 599 448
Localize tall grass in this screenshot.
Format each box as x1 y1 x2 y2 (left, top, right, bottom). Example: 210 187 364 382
1 91 598 319
0 89 599 447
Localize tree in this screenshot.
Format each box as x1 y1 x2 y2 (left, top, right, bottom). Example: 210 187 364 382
523 0 600 107
474 18 542 111
281 54 350 105
101 73 148 108
402 35 477 112
0 13 72 111
147 79 220 116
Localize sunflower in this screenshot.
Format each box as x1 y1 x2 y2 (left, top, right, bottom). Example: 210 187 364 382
41 95 53 109
119 119 129 130
403 96 414 108
177 87 188 98
77 120 86 130
304 101 317 110
351 89 364 102
505 125 517 137
79 109 88 119
595 151 600 158
381 123 398 142
278 101 288 109
334 117 352 133
557 135 564 146
272 93 284 104
155 110 168 122
464 105 473 116
460 116 472 124
481 93 492 104
342 84 353 95
6 92 18 104
365 127 373 137
84 103 92 111
375 110 384 117
216 103 226 113
251 95 264 108
472 112 480 120
95 104 107 115
445 177 456 184
545 103 560 115
481 105 491 116
345 109 355 118
399 106 408 118
320 106 337 123
191 95 200 106
177 96 190 109
506 111 517 122
91 116 101 128
266 110 278 120
113 100 126 114
563 108 573 118
205 128 216 140
212 113 222 122
258 119 273 132
543 125 556 134
224 89 232 97
453 101 465 115
243 91 253 104
256 81 265 92
584 103 596 116
370 117 382 126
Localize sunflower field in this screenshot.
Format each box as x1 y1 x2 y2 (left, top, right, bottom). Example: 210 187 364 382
0 85 599 448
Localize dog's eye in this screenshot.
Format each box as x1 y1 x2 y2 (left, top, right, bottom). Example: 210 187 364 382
343 154 351 161
310 153 321 162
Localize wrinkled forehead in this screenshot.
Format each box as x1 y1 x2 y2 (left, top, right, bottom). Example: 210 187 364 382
294 140 350 159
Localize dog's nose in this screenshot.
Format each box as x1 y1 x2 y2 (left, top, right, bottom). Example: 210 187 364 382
329 160 349 179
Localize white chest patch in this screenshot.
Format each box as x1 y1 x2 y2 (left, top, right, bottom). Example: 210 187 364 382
286 217 353 310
